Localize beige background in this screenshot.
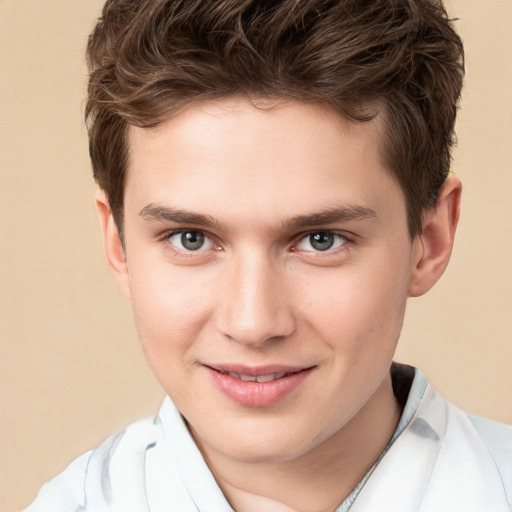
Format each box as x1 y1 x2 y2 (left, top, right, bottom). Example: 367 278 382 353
0 1 511 510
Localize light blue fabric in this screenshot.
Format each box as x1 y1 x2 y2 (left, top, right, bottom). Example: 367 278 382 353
336 367 429 512
25 365 512 512
468 414 512 508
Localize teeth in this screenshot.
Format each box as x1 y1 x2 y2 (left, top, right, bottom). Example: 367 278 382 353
225 372 289 383
239 373 257 382
256 374 276 383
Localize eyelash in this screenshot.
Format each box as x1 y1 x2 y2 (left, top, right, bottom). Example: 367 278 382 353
160 230 219 257
159 229 354 259
293 231 351 254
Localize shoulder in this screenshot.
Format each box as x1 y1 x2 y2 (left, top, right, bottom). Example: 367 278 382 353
431 389 512 508
466 412 512 450
466 413 512 496
407 369 512 489
24 450 92 512
24 398 228 512
24 417 159 512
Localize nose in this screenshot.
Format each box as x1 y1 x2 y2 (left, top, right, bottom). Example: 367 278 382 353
215 250 296 348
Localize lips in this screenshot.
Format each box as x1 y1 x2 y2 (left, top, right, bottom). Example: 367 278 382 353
218 370 292 383
204 364 314 407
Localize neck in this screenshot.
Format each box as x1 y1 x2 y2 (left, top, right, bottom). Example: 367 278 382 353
194 373 401 512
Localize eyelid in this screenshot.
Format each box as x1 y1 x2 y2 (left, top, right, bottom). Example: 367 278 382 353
161 228 220 253
292 230 353 253
158 227 354 256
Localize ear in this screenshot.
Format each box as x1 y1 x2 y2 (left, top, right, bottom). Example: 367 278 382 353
408 175 462 298
95 189 131 300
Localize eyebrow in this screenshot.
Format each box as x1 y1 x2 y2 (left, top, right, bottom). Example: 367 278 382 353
139 204 224 230
139 203 378 231
287 205 378 227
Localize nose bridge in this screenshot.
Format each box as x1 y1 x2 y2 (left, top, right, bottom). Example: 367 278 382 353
217 247 294 346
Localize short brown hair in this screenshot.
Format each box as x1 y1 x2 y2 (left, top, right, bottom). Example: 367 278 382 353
86 0 464 236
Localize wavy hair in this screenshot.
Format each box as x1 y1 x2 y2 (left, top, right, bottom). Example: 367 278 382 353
86 0 464 236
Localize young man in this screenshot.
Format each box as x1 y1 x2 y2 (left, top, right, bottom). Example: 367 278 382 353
27 0 511 511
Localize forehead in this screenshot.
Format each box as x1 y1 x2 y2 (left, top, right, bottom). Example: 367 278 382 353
124 98 405 230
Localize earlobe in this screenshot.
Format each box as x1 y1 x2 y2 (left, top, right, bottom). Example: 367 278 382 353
95 189 131 299
408 175 462 298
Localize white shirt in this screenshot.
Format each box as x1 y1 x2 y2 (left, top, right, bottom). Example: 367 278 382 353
26 366 512 512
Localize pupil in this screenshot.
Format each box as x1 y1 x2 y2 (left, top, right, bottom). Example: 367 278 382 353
181 231 204 250
310 232 334 251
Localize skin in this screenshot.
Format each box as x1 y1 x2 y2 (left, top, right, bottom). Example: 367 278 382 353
97 98 461 512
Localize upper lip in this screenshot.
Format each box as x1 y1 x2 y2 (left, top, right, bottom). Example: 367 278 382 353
204 363 314 376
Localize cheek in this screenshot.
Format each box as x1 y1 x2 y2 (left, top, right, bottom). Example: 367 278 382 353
299 254 410 356
127 264 219 401
127 260 215 356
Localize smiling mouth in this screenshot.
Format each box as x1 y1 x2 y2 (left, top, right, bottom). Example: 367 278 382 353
215 370 294 383
205 365 315 407
206 364 314 383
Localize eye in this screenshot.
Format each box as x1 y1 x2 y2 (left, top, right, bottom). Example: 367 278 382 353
296 231 348 252
167 230 214 251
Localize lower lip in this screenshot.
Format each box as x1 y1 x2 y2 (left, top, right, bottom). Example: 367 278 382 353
205 367 314 408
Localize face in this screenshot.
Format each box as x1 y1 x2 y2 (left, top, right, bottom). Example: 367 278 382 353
115 99 419 463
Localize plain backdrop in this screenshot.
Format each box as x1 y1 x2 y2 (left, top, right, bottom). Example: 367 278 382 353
1 1 511 510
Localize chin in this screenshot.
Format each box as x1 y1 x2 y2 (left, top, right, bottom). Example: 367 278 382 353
198 421 328 465
225 443 310 465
